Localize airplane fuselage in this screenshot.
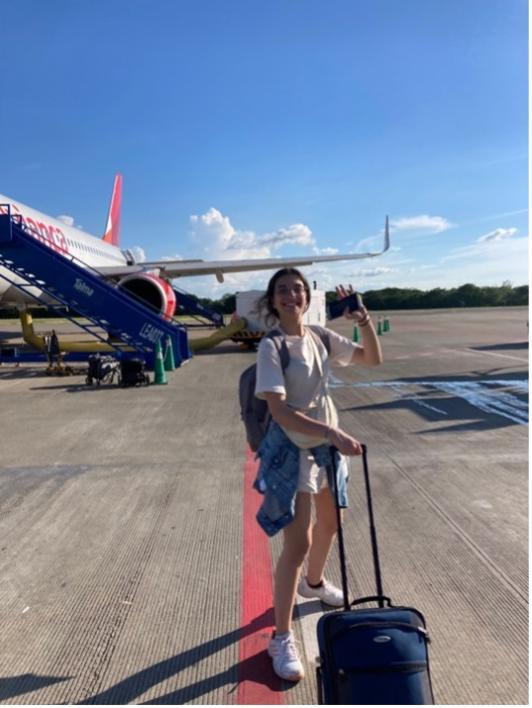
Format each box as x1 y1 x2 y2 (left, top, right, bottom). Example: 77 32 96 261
0 195 127 306
0 176 390 312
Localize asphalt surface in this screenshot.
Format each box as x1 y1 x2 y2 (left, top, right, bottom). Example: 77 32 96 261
0 307 528 705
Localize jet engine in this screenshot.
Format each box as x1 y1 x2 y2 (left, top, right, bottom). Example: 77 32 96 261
117 273 177 320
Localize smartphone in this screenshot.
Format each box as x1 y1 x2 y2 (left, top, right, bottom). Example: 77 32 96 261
327 292 361 320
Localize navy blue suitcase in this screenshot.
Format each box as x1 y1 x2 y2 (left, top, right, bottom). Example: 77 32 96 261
316 445 434 704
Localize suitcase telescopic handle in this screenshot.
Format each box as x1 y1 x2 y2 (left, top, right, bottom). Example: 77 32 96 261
360 444 386 607
329 444 386 611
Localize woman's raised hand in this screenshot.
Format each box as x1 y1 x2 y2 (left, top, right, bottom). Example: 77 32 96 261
335 284 368 323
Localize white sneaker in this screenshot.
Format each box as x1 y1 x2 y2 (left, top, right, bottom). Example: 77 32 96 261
297 576 345 607
268 632 305 681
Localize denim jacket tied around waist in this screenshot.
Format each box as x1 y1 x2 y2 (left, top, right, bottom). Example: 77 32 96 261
253 421 349 537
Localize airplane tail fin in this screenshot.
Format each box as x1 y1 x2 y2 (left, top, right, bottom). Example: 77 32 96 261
102 173 123 246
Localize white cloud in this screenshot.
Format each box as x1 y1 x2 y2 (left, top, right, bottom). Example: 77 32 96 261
189 208 269 259
443 234 527 263
313 246 339 256
261 223 314 248
477 227 518 243
57 215 75 227
358 267 394 277
188 207 316 261
391 215 454 234
160 253 184 261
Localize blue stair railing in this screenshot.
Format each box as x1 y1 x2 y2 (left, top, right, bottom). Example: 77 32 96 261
172 286 224 327
0 208 191 367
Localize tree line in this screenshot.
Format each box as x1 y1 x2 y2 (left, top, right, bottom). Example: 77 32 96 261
192 281 528 315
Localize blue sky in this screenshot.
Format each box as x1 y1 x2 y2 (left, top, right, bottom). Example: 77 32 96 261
0 0 528 297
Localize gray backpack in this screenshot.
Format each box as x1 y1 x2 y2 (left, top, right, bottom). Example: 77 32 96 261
239 325 331 452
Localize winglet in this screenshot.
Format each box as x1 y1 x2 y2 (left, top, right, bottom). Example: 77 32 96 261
384 215 390 252
102 173 123 246
366 215 390 256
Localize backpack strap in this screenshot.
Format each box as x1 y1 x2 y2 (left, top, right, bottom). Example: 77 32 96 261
307 324 331 355
265 329 290 372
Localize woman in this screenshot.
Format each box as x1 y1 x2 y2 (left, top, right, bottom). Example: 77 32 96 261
254 267 383 682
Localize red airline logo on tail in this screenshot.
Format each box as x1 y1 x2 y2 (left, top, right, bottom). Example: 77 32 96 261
102 173 122 246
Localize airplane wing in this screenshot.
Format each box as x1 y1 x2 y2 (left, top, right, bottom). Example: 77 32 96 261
97 217 390 283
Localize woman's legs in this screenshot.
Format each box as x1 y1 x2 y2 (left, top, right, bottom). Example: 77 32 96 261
306 485 342 585
273 492 312 635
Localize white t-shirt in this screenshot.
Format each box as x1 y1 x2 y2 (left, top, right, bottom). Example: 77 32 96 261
255 327 360 493
255 327 359 410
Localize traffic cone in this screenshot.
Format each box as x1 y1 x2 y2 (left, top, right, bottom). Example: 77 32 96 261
153 342 168 385
352 325 359 343
377 318 383 336
163 336 176 371
383 317 390 333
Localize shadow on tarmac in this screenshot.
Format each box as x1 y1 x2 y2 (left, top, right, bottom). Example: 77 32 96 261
471 341 528 352
79 608 277 704
0 367 51 380
0 673 72 701
29 383 122 393
79 604 321 705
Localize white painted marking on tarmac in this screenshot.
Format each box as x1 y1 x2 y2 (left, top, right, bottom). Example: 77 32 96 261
435 381 528 425
328 377 528 425
389 384 448 415
328 373 344 387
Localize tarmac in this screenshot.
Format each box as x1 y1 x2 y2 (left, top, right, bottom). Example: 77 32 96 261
0 306 528 705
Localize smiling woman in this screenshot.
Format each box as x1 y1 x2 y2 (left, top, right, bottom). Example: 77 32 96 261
251 266 382 682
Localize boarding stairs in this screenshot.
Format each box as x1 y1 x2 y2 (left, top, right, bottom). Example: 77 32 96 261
172 286 223 328
0 209 191 367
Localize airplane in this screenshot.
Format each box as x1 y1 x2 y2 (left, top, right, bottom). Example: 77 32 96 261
0 174 390 319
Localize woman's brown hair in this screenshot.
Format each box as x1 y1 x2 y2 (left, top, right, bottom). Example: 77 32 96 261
256 268 311 327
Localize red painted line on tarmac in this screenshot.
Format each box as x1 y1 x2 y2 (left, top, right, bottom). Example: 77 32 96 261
237 446 284 705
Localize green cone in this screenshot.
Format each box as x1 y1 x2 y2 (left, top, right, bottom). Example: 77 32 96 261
154 342 168 385
163 336 176 371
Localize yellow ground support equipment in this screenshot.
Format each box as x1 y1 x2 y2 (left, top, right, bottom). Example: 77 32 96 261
190 318 247 352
